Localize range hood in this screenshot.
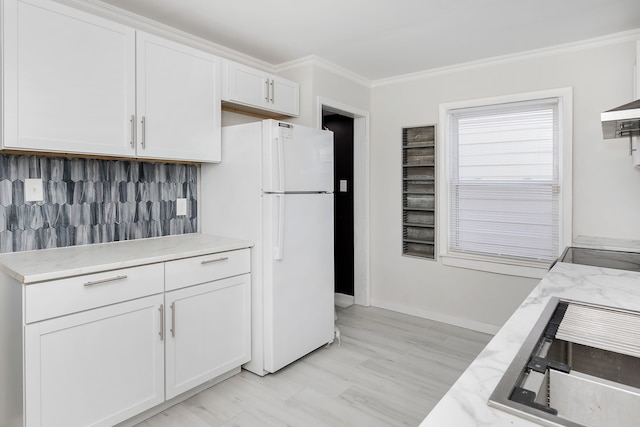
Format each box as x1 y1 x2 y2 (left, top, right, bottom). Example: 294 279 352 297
601 99 640 139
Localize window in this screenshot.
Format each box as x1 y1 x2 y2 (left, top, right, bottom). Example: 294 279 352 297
439 89 572 277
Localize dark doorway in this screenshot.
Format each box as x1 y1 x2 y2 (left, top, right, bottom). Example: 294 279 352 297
323 113 355 296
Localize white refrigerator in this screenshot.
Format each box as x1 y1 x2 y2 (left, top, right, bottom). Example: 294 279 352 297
201 119 335 375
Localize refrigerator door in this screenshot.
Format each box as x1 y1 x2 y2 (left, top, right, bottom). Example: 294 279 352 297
262 192 335 373
262 120 334 193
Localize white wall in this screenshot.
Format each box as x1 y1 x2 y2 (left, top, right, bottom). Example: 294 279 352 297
221 110 261 126
277 62 371 127
223 39 639 331
369 39 639 330
276 62 315 127
310 65 370 119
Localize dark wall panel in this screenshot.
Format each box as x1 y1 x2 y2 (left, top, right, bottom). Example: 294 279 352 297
324 114 355 296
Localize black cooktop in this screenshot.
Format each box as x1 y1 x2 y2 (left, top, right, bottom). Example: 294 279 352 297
560 247 640 272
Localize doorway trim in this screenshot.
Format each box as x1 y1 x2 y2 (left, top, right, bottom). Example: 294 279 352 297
317 97 370 307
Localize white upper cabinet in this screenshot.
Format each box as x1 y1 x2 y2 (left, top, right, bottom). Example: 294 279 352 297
222 60 299 117
1 0 221 162
2 0 137 157
136 32 221 162
270 76 299 116
224 64 272 110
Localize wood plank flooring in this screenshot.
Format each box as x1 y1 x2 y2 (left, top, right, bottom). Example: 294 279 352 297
136 305 493 427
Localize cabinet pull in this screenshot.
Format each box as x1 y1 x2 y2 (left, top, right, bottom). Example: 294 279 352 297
265 79 270 102
159 304 164 341
129 115 135 148
141 116 146 149
83 275 128 287
170 302 176 337
201 256 229 265
269 80 274 103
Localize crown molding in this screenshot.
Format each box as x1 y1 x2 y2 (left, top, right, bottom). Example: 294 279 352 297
275 55 372 88
52 0 274 71
371 28 640 88
48 1 370 85
44 2 640 90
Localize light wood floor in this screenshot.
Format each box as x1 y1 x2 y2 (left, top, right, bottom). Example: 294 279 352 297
136 305 493 427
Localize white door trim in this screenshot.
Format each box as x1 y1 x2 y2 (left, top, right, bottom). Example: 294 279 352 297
317 97 370 307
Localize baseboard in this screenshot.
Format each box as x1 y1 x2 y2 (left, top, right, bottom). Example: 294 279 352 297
370 299 501 335
334 292 355 308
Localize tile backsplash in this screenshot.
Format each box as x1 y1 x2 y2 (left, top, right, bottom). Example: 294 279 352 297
0 154 197 253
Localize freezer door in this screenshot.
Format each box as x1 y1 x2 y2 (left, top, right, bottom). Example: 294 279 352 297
262 121 334 193
262 193 335 373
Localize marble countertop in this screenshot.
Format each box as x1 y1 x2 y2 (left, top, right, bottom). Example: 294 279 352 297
0 233 253 284
420 251 640 426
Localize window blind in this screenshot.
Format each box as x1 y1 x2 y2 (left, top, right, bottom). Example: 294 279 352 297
447 98 560 263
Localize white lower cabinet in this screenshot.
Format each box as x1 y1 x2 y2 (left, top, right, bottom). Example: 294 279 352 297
24 294 165 427
16 248 251 427
165 274 251 399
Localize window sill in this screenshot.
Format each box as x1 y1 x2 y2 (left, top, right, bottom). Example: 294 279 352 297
440 253 550 279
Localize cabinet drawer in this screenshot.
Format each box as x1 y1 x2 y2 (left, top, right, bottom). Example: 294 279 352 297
165 249 250 291
25 264 164 323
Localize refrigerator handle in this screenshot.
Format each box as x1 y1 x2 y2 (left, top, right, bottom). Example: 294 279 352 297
274 194 285 261
276 136 285 192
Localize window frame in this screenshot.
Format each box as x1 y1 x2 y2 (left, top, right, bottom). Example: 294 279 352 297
437 88 573 279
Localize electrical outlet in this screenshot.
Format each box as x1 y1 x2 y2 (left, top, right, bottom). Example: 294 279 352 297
25 179 44 202
176 198 187 216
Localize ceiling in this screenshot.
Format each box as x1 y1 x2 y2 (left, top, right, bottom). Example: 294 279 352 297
97 0 640 82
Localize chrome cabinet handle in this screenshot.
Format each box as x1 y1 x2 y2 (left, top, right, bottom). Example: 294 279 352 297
84 275 128 287
159 304 164 341
265 79 270 102
141 116 146 149
270 80 274 103
200 256 229 265
129 115 135 148
170 302 176 337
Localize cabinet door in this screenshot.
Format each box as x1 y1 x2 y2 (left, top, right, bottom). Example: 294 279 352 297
136 32 221 162
2 0 136 156
223 61 270 108
24 294 165 427
223 60 300 117
270 76 300 116
165 274 251 399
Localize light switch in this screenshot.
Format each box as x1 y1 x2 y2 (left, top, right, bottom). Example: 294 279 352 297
25 179 44 202
339 180 348 192
176 198 187 216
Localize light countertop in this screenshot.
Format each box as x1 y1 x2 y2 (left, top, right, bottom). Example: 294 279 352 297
0 233 253 284
420 241 640 426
